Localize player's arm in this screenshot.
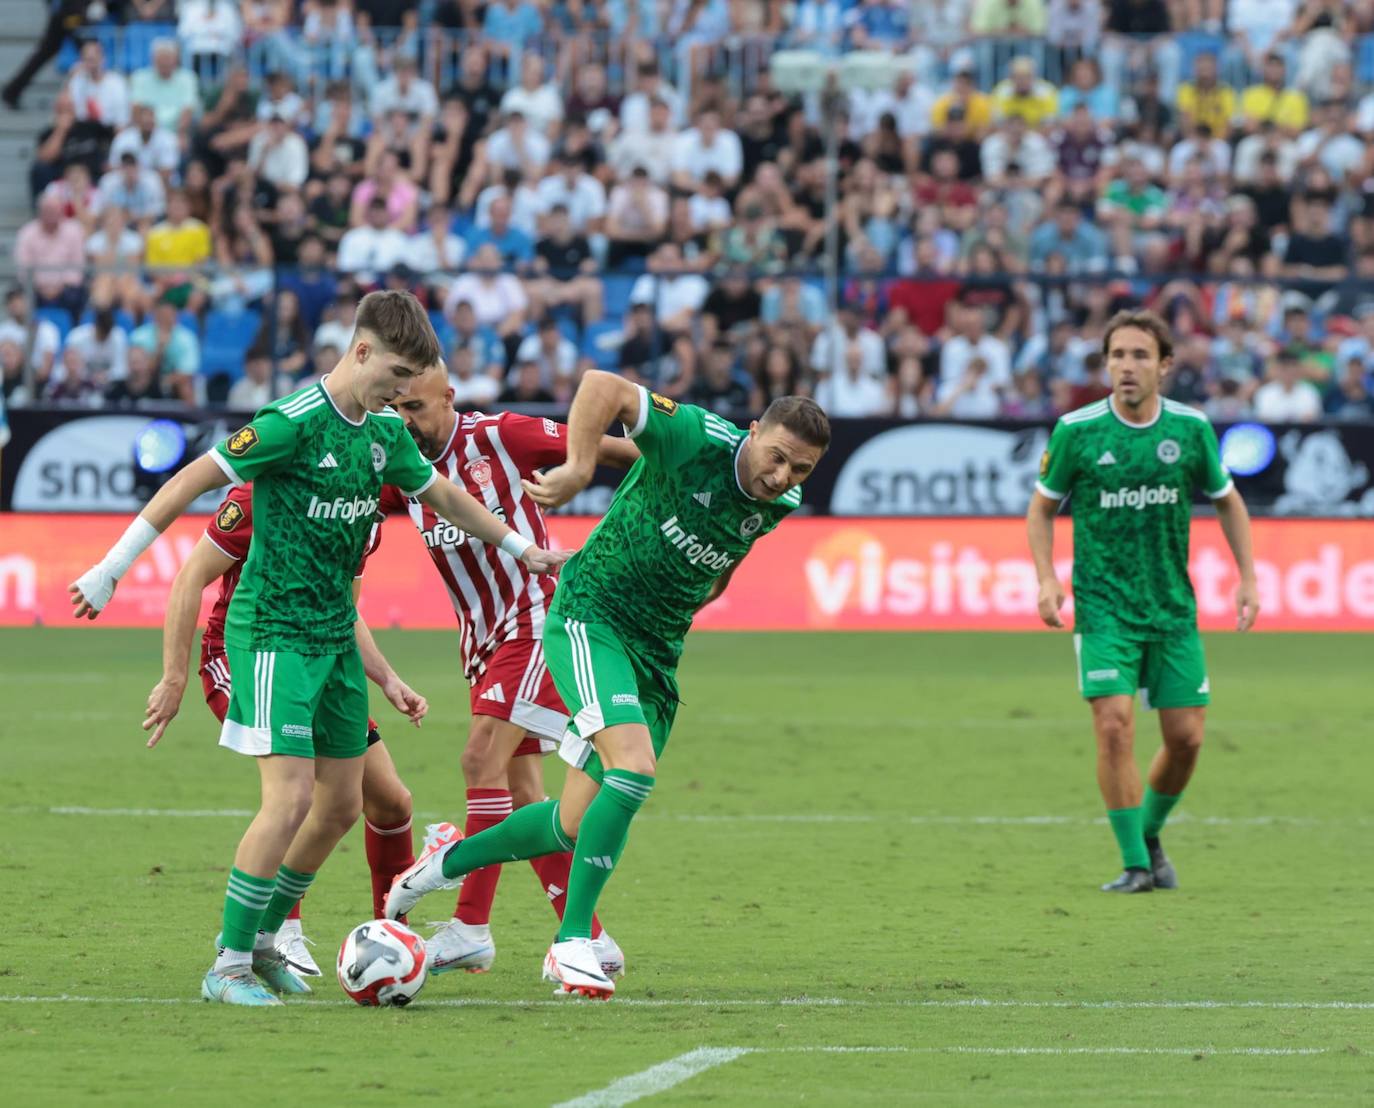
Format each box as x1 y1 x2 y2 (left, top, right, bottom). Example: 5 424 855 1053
143 535 237 748
521 370 642 508
70 453 233 619
1027 422 1075 629
596 433 641 469
417 477 569 575
352 578 427 726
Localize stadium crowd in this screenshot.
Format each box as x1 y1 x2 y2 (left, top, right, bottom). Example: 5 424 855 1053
3 0 1374 424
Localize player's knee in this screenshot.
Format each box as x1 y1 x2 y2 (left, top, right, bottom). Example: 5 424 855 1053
1094 712 1134 756
1165 726 1204 757
617 751 657 777
273 784 314 831
363 783 412 829
461 723 505 786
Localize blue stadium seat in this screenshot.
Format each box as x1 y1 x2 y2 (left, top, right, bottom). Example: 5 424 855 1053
429 309 455 352
36 306 73 341
1358 35 1374 85
553 315 581 345
201 309 261 382
603 275 637 318
581 321 624 371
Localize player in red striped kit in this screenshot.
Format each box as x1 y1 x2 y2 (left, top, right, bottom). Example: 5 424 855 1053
178 482 423 976
382 365 639 975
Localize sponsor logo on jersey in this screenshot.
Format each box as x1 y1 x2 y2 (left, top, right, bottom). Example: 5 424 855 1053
1097 451 1116 465
543 418 560 438
306 494 379 523
1099 484 1181 510
1157 438 1181 464
649 392 678 417
371 443 387 472
226 427 258 457
693 491 711 508
739 512 763 538
660 516 736 571
465 456 493 488
611 693 640 706
318 452 338 469
216 501 244 532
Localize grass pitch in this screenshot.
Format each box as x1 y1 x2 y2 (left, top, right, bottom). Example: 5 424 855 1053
0 629 1370 1105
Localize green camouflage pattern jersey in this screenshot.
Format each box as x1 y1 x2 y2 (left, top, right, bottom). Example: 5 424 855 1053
211 381 437 654
551 386 802 673
1037 396 1233 637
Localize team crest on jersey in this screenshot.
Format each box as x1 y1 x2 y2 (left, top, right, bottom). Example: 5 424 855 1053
371 442 386 472
739 512 763 538
1157 439 1181 464
216 501 244 532
650 392 678 417
465 456 493 488
226 427 258 456
1039 449 1051 477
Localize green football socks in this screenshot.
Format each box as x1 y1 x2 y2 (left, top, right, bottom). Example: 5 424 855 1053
441 799 573 879
559 770 655 941
1142 786 1183 840
257 865 315 938
1107 807 1150 871
221 867 275 953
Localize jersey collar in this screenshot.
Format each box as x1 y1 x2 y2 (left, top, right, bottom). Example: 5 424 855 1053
732 437 757 501
428 413 460 462
1108 395 1162 430
319 375 366 427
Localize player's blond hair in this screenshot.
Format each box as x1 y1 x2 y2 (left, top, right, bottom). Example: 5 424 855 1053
354 290 443 370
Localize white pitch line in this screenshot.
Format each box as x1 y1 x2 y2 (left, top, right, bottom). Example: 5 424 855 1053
768 1046 1330 1057
553 1048 750 1108
2 806 1363 828
1 995 1370 1012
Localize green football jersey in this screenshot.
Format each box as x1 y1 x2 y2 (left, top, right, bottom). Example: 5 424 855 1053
211 381 437 654
1037 396 1233 638
551 386 803 672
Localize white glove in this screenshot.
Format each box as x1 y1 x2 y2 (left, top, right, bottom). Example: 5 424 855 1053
71 564 118 614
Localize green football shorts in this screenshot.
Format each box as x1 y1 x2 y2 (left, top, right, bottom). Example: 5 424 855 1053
219 644 370 759
1073 630 1210 710
543 612 678 785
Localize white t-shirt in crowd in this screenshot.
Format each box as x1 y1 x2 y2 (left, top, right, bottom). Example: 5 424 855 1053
68 69 130 128
109 124 180 174
369 76 439 120
499 83 565 135
443 273 528 327
939 333 1012 387
629 272 710 324
814 370 891 417
61 323 129 382
534 174 607 232
0 318 61 371
337 225 412 277
484 126 552 173
810 323 887 379
1252 379 1323 421
671 127 744 184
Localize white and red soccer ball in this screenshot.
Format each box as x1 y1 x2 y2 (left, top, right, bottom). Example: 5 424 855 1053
337 920 428 1007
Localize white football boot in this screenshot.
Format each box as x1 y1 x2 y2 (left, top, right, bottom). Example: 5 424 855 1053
425 919 496 974
385 822 463 920
274 919 322 977
543 937 616 999
592 930 625 979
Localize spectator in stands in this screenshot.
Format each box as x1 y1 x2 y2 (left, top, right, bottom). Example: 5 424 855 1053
52 307 127 402
445 296 507 381
249 289 311 381
338 197 412 283
229 349 296 410
1296 100 1364 183
68 41 130 130
939 301 1012 390
1283 193 1350 293
98 152 166 229
15 193 86 316
249 112 311 192
500 54 565 139
691 341 755 419
1046 0 1103 57
672 109 744 194
178 0 244 82
1057 58 1118 124
1176 52 1234 139
483 0 546 60
1253 347 1323 421
30 89 111 199
529 204 603 323
503 356 558 404
630 242 710 338
130 40 201 146
981 113 1055 186
1029 199 1108 273
720 200 788 273
1241 53 1309 137
370 54 439 126
991 57 1059 128
42 162 100 232
467 194 536 270
513 316 577 396
86 205 145 317
111 103 180 183
1098 154 1167 241
350 150 419 231
256 70 306 127
484 111 553 179
448 345 503 409
932 58 994 135
811 301 886 380
130 295 201 404
105 343 166 406
309 171 355 250
195 68 262 177
2 0 89 111
701 269 762 344
605 167 669 270
605 98 674 185
0 287 61 399
407 202 467 277
536 150 607 238
312 291 358 357
621 61 687 134
1166 120 1231 184
815 335 892 417
1326 357 1374 419
444 243 530 345
145 188 212 307
1 340 28 406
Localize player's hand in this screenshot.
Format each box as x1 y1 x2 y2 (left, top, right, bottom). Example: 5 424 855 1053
1037 577 1066 629
520 462 593 509
69 565 117 620
382 675 428 727
521 545 573 575
1235 578 1260 632
142 678 185 748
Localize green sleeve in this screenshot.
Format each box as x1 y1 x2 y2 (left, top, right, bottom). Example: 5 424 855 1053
1035 420 1076 500
623 384 708 468
381 426 438 497
1197 420 1234 499
211 411 297 485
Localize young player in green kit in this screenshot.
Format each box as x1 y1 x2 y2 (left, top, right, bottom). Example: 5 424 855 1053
1026 311 1260 893
69 292 568 1006
385 371 830 997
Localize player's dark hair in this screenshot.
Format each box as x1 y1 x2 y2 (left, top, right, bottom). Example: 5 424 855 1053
354 289 442 370
1101 310 1174 362
759 396 831 451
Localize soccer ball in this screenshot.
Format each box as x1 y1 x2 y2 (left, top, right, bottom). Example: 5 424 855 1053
336 919 428 1007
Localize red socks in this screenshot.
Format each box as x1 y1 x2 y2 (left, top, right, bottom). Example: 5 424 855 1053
286 899 302 922
530 852 603 938
454 788 515 925
364 817 414 921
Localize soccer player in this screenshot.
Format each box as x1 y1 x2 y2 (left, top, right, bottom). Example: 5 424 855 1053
386 372 830 998
379 366 639 976
166 481 420 977
70 291 567 1006
1026 310 1260 894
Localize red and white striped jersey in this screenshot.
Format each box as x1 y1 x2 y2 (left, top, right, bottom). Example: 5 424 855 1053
379 412 568 681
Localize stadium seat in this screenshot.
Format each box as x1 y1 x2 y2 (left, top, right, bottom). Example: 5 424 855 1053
603 275 637 319
582 321 625 371
36 306 73 341
201 309 261 382
429 309 455 352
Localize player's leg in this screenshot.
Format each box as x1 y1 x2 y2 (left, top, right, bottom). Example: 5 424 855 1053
1139 632 1211 889
360 730 415 919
